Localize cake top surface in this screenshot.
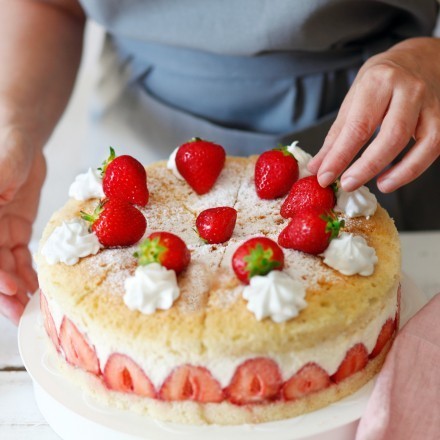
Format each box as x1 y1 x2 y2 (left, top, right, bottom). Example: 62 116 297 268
36 156 401 356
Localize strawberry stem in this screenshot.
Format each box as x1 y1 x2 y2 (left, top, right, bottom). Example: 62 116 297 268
134 237 167 266
80 200 105 230
244 244 281 278
321 212 345 240
98 146 117 177
273 145 293 157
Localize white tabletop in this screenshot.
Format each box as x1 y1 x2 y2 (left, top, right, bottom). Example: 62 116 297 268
1 232 439 439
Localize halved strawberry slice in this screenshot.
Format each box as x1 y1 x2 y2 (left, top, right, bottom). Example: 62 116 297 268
282 363 331 400
159 365 224 403
226 358 282 405
331 343 368 384
59 317 100 375
40 292 60 352
103 353 155 397
370 318 396 359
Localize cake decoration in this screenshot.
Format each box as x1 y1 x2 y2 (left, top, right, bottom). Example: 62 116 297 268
68 168 104 201
286 140 313 179
100 147 149 207
195 206 237 244
282 363 331 400
103 353 156 397
335 185 378 218
81 198 147 247
232 237 284 284
134 232 191 274
159 365 224 403
41 219 101 265
242 270 307 323
281 175 336 219
123 263 180 314
278 208 344 255
320 232 378 276
175 137 226 194
254 146 299 199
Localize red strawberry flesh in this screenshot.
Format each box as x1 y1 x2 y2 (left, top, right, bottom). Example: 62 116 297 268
159 365 224 403
283 363 331 400
40 292 61 352
226 358 282 405
370 318 396 359
59 317 100 375
331 343 368 384
104 353 156 397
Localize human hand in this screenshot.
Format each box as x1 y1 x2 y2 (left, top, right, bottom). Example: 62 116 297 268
308 37 440 193
0 126 46 324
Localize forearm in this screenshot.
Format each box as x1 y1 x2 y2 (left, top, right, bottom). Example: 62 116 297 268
0 0 85 150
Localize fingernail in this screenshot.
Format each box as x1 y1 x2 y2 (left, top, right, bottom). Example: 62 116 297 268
317 171 335 187
341 176 359 192
378 178 395 193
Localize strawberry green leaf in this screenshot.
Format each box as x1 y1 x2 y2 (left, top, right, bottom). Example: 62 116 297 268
135 237 168 266
243 244 281 278
98 146 117 177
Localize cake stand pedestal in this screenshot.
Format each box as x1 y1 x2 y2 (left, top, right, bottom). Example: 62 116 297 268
18 274 427 440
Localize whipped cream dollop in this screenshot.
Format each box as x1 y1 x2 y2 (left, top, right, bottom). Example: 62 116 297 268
124 263 180 314
335 186 377 218
287 140 313 179
166 147 184 180
68 168 105 201
320 232 378 276
242 271 307 323
41 219 101 265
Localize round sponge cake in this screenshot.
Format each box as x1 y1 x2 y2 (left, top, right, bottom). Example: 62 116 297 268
36 156 401 425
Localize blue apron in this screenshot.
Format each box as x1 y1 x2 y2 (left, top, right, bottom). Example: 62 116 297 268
79 0 439 229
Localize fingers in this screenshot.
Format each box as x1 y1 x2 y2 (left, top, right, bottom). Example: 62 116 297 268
0 268 18 296
308 89 354 174
377 110 440 192
313 70 392 188
13 245 38 293
340 87 422 191
0 293 24 325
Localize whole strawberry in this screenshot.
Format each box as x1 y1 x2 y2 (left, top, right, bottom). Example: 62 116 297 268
278 208 343 255
175 138 226 195
254 146 299 199
280 175 336 219
135 232 190 274
101 147 149 207
196 207 237 244
232 237 284 284
82 198 147 247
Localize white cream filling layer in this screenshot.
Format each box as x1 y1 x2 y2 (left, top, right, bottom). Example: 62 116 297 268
43 281 398 390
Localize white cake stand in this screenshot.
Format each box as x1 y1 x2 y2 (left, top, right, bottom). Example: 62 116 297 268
18 273 427 440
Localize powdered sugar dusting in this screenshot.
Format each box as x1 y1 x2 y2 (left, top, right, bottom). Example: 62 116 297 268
181 159 243 215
